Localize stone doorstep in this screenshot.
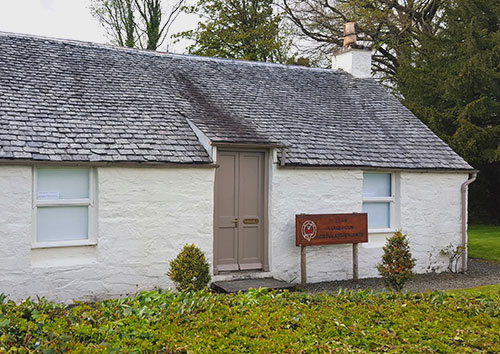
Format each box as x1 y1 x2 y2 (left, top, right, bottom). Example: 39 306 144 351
210 277 296 294
212 270 274 282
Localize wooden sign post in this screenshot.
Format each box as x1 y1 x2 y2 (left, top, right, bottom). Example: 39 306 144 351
296 213 368 285
353 243 359 281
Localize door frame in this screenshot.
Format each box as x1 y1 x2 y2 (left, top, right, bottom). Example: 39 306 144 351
213 148 270 274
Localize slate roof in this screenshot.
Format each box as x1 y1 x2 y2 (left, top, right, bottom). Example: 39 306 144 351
0 32 473 170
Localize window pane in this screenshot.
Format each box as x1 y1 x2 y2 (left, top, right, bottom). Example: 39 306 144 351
37 168 89 200
37 206 88 242
363 202 390 229
363 173 391 197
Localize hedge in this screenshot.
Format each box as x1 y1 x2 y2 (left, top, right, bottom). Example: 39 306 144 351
0 288 499 353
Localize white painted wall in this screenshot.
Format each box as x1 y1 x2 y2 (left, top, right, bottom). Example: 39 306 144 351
0 166 215 303
269 165 469 283
400 173 466 274
332 48 372 78
0 163 467 302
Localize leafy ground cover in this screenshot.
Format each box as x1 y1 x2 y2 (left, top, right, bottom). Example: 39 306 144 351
468 225 500 262
1 288 499 353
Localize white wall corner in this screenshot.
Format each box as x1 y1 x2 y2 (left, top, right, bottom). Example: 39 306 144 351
186 118 214 161
332 48 373 79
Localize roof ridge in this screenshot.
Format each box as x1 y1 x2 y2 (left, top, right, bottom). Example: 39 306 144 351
0 30 343 75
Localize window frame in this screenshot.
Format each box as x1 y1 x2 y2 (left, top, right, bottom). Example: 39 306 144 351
362 172 398 233
32 166 97 248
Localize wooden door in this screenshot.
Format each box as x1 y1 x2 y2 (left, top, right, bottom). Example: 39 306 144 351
215 151 265 272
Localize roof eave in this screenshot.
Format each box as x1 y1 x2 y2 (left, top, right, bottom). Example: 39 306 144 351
279 164 477 173
0 158 218 169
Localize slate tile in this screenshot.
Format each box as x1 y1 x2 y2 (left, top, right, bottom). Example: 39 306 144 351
0 32 471 170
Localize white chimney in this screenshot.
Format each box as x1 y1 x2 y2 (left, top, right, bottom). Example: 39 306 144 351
332 22 372 78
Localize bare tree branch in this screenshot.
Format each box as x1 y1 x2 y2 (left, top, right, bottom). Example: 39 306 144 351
282 0 445 84
90 0 184 50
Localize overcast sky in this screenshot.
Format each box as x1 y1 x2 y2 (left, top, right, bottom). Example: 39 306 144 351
0 0 197 53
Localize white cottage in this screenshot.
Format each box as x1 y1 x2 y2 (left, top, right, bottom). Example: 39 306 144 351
0 31 475 302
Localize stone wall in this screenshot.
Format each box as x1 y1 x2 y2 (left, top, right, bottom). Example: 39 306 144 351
0 166 215 303
400 173 466 274
0 163 468 302
269 165 469 283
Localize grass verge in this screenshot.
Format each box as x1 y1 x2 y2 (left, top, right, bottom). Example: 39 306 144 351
468 224 500 262
447 284 500 295
1 288 499 353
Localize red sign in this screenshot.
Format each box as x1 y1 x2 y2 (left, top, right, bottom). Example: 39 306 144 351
295 213 368 246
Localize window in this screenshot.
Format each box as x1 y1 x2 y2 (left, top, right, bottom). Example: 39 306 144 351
362 172 395 230
34 167 95 247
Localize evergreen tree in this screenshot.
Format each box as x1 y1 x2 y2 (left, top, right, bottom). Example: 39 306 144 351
397 0 500 222
175 0 292 63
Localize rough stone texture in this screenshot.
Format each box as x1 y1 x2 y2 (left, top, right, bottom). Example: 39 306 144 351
270 167 364 283
400 172 466 274
0 166 215 303
0 166 32 277
270 165 470 283
211 278 295 293
0 32 472 170
332 48 372 78
0 163 469 302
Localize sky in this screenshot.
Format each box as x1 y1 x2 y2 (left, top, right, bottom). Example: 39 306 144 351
0 0 197 53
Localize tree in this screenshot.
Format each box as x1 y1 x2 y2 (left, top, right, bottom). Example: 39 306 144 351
175 0 293 63
90 0 184 50
283 0 445 83
397 0 500 222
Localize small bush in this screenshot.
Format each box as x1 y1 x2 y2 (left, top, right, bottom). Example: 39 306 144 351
377 231 416 291
168 244 211 292
440 243 465 273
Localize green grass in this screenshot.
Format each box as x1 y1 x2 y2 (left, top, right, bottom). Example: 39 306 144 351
448 284 500 295
468 224 500 262
1 288 499 353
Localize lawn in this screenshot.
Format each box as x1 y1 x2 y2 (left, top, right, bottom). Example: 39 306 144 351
468 224 500 262
448 284 500 295
1 288 499 353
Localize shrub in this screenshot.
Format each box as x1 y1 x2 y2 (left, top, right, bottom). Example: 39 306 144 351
168 244 211 292
377 231 416 291
440 243 465 273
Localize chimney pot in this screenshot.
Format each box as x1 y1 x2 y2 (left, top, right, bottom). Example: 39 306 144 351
343 22 357 47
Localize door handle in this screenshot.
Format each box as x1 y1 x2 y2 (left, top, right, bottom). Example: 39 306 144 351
232 218 238 226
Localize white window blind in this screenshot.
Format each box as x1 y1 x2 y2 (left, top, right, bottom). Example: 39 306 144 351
37 168 89 200
37 206 89 242
362 173 391 197
35 168 93 244
362 172 393 229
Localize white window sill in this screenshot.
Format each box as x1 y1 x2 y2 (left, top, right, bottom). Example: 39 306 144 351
368 228 396 235
31 240 97 249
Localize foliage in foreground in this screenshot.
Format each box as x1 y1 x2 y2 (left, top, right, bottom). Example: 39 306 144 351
1 288 499 353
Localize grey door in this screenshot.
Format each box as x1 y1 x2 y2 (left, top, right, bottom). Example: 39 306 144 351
215 151 265 272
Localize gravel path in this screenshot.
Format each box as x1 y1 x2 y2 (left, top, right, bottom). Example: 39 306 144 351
303 259 500 293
